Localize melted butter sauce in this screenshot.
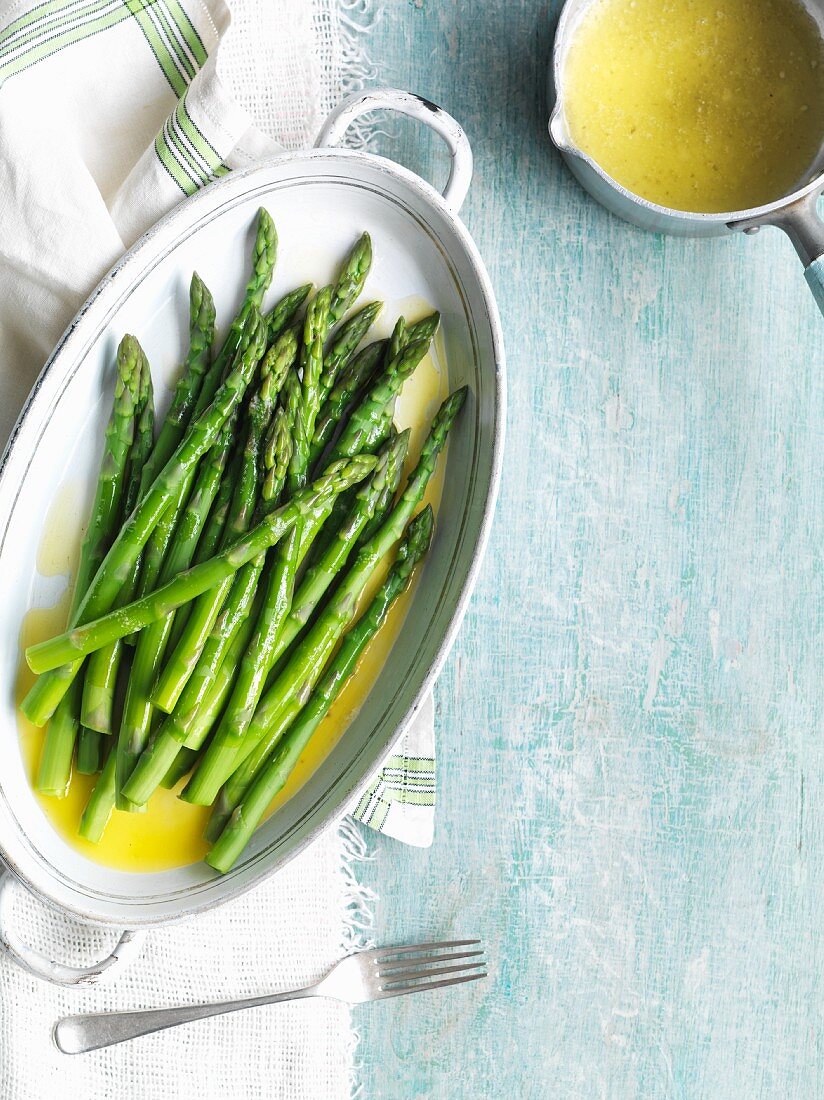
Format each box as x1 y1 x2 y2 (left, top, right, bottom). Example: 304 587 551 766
563 0 824 212
18 299 448 872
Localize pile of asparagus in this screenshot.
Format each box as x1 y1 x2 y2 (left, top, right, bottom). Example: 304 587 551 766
22 209 465 873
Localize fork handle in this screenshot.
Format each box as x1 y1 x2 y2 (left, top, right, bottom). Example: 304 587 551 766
53 985 318 1054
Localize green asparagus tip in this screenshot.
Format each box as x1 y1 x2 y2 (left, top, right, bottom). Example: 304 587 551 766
407 311 441 346
444 385 469 416
190 271 216 328
405 504 435 562
257 207 276 238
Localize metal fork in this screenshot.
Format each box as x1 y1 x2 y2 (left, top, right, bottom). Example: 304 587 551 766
53 939 487 1054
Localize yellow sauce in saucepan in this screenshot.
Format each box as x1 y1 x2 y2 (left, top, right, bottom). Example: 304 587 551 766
562 0 824 212
17 303 448 873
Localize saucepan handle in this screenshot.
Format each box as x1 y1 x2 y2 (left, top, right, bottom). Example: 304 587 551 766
315 88 473 215
733 185 824 316
0 867 145 986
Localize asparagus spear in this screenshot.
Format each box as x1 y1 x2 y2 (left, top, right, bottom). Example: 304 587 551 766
264 284 311 345
307 321 429 563
35 336 142 795
151 401 294 715
79 350 157 737
159 746 199 790
75 729 103 775
123 496 333 806
386 316 406 365
206 507 434 868
149 332 298 715
329 338 430 463
328 232 372 325
22 309 267 723
26 455 377 674
114 331 293 805
183 391 464 806
356 425 400 547
260 404 293 506
288 285 332 495
308 341 387 469
153 401 296 722
79 748 116 842
308 412 395 567
243 208 278 312
208 429 406 763
192 450 240 565
114 420 236 808
219 291 342 780
319 301 382 401
136 273 215 491
122 614 258 806
404 311 441 350
81 288 228 731
261 428 408 677
129 260 281 614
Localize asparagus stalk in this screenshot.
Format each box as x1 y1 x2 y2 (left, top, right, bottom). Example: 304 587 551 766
198 433 406 785
288 285 332 495
121 600 260 805
329 338 430 463
136 273 215 491
262 428 408 682
75 730 103 775
404 311 441 350
114 420 236 808
123 498 332 807
206 507 434 868
79 349 157 736
151 402 293 716
81 290 229 731
264 284 311 345
204 428 403 764
356 425 400 547
22 309 267 725
128 259 277 613
26 455 377 674
149 332 298 714
79 748 116 842
215 292 341 779
386 316 406 365
183 391 464 806
319 301 382 401
35 336 143 795
328 232 372 324
159 746 199 790
242 208 278 312
308 341 386 469
114 331 294 805
306 325 424 563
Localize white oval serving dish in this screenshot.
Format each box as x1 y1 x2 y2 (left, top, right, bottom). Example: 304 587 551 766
0 90 505 983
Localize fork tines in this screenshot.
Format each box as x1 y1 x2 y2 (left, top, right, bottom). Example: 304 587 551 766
371 939 487 999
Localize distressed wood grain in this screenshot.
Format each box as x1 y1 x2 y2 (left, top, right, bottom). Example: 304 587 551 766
357 2 824 1097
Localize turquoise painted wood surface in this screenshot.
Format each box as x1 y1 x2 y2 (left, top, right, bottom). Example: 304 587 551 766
357 2 824 1097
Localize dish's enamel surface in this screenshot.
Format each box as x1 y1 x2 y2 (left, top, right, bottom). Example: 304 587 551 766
0 149 505 927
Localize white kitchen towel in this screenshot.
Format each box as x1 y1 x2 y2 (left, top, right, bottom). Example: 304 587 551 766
0 0 436 1095
0 821 375 1100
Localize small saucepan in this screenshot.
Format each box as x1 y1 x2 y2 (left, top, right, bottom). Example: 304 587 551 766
548 0 824 316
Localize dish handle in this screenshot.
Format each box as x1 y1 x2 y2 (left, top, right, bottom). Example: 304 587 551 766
0 867 146 986
315 88 473 215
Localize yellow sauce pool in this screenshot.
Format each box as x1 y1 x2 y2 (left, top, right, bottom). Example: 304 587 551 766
562 0 824 212
17 304 448 873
